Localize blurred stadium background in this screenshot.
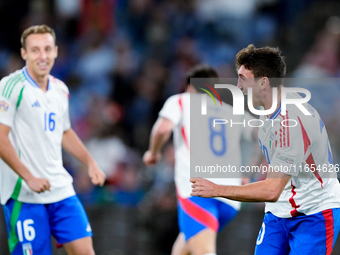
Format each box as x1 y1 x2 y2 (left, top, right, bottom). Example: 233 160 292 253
0 0 340 254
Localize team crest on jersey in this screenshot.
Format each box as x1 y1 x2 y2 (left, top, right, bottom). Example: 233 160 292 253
22 242 33 255
0 101 9 113
275 152 295 164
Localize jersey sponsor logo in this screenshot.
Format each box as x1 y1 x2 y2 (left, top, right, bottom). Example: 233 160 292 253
22 242 33 255
275 152 295 164
0 101 9 112
31 100 41 107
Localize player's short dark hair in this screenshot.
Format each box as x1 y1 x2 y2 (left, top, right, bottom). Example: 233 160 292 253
185 64 219 86
21 24 56 49
235 44 286 87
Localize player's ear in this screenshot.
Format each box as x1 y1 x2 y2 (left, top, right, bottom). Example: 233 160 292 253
260 77 269 90
54 45 58 58
20 47 27 60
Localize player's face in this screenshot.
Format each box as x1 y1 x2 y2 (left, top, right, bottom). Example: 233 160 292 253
237 65 263 107
21 33 58 80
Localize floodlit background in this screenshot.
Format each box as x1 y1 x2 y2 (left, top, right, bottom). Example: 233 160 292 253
0 0 340 254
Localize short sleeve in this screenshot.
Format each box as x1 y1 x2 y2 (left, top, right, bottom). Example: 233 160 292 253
159 94 182 126
0 76 24 128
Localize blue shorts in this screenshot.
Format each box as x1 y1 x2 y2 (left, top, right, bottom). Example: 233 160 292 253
255 208 340 255
2 195 93 255
177 195 238 241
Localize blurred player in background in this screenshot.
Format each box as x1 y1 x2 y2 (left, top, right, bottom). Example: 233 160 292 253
191 44 340 255
0 25 106 255
143 64 258 255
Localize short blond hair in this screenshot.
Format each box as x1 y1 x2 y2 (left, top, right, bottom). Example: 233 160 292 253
21 24 56 49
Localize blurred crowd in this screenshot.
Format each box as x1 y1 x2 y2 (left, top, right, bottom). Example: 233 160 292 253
1 0 340 254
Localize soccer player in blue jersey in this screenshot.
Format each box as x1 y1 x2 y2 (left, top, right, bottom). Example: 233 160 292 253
191 44 340 255
0 25 106 255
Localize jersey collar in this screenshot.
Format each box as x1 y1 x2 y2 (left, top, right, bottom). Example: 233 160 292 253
22 67 51 91
269 103 281 119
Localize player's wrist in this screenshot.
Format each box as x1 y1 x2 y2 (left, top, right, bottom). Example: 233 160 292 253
87 159 98 169
150 151 159 157
22 172 36 183
215 184 228 198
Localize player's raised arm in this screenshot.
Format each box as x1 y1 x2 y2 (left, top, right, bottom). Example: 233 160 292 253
62 128 106 186
143 117 174 167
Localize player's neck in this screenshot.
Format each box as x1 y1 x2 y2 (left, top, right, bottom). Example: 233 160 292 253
264 86 281 118
26 67 49 92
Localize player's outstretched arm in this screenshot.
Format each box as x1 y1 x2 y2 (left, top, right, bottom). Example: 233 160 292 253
62 128 106 186
143 117 174 167
190 171 290 202
0 123 51 193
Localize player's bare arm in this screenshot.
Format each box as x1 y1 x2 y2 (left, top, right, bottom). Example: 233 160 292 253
62 128 106 186
143 117 174 166
0 123 51 193
190 171 290 202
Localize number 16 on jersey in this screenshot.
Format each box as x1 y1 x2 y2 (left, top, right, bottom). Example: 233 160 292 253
44 112 56 132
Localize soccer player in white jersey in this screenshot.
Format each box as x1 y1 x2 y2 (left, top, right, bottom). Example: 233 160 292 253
143 64 257 255
191 44 340 255
0 25 106 255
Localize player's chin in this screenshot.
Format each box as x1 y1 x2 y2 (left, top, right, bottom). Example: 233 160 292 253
37 68 51 76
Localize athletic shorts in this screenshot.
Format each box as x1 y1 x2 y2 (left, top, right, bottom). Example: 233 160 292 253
177 195 238 241
255 208 340 255
2 195 93 255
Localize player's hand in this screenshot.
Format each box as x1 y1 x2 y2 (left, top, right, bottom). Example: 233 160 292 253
143 150 161 167
25 176 51 193
190 178 218 198
88 162 106 186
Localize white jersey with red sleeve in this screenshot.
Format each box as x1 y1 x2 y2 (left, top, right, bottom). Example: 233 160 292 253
258 92 340 218
159 92 254 210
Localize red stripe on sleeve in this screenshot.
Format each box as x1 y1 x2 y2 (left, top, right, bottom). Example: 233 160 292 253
181 126 189 150
306 153 323 187
178 96 189 150
322 209 334 255
275 131 277 148
280 115 286 147
62 90 70 99
178 95 183 112
297 116 310 154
